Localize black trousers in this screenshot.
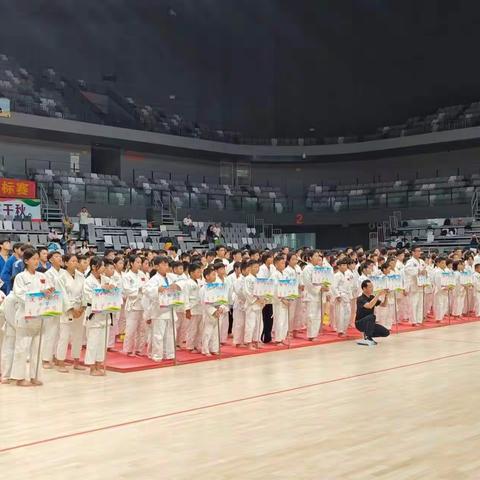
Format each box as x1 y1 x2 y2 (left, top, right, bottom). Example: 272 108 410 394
355 314 390 339
79 224 88 240
228 308 233 335
261 304 273 343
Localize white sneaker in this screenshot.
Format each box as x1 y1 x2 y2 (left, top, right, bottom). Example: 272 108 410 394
357 338 376 346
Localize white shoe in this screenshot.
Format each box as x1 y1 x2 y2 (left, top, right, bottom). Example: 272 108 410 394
357 338 376 346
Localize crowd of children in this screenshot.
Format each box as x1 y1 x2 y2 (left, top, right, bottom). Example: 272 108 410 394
1 239 480 387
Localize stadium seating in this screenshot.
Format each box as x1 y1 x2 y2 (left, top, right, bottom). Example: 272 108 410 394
380 214 480 252
306 175 479 212
3 52 480 145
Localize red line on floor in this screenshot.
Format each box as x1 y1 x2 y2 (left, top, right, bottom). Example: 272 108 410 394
2 347 480 454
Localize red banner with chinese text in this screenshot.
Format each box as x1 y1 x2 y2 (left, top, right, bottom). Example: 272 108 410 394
0 178 36 198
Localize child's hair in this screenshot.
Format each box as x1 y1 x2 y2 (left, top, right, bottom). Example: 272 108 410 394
62 253 77 265
152 255 170 266
87 256 104 276
113 256 124 266
47 250 62 261
452 260 464 271
261 251 274 264
127 254 141 268
228 261 242 275
188 262 202 275
203 265 215 279
23 247 38 263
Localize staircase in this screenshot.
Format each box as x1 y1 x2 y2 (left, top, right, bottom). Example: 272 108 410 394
41 204 63 222
147 191 204 251
39 184 63 222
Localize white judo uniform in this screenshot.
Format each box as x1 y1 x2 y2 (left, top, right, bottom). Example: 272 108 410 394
452 270 467 317
144 273 180 361
83 274 110 366
216 275 230 343
271 268 290 342
42 266 67 363
404 258 426 325
473 271 480 317
332 270 351 335
284 264 304 333
184 277 203 351
301 263 323 339
199 284 226 355
122 269 149 354
244 274 264 344
433 268 450 322
10 270 53 381
56 269 85 362
232 274 247 345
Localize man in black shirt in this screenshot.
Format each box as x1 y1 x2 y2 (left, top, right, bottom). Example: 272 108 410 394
356 279 390 346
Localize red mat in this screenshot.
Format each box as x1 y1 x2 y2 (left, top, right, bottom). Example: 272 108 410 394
70 314 480 373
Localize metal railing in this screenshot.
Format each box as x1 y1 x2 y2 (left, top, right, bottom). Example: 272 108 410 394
471 187 479 218
39 184 49 221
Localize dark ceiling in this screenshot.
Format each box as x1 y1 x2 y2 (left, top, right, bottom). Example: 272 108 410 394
1 0 480 138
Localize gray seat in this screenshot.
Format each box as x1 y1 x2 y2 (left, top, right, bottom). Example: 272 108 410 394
29 234 38 246
37 234 48 245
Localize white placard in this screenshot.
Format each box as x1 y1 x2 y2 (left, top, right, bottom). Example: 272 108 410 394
417 274 431 287
91 288 123 314
370 275 387 293
459 271 473 286
277 278 299 300
25 290 63 318
203 282 229 306
386 273 404 291
312 266 334 286
158 288 185 307
253 277 275 299
440 271 456 288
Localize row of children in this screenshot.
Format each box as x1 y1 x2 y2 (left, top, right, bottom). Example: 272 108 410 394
1 241 480 386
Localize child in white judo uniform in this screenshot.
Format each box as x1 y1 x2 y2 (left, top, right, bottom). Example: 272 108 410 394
10 248 55 386
56 253 86 373
184 263 204 352
243 259 265 350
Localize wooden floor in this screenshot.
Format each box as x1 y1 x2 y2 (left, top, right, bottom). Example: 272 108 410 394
2 323 480 479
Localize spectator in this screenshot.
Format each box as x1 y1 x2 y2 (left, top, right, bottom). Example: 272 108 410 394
67 239 77 255
0 238 11 274
182 213 195 233
205 224 215 243
78 207 91 240
80 240 89 255
0 242 24 294
63 215 74 239
470 235 479 248
37 246 50 272
212 223 222 239
48 228 62 242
